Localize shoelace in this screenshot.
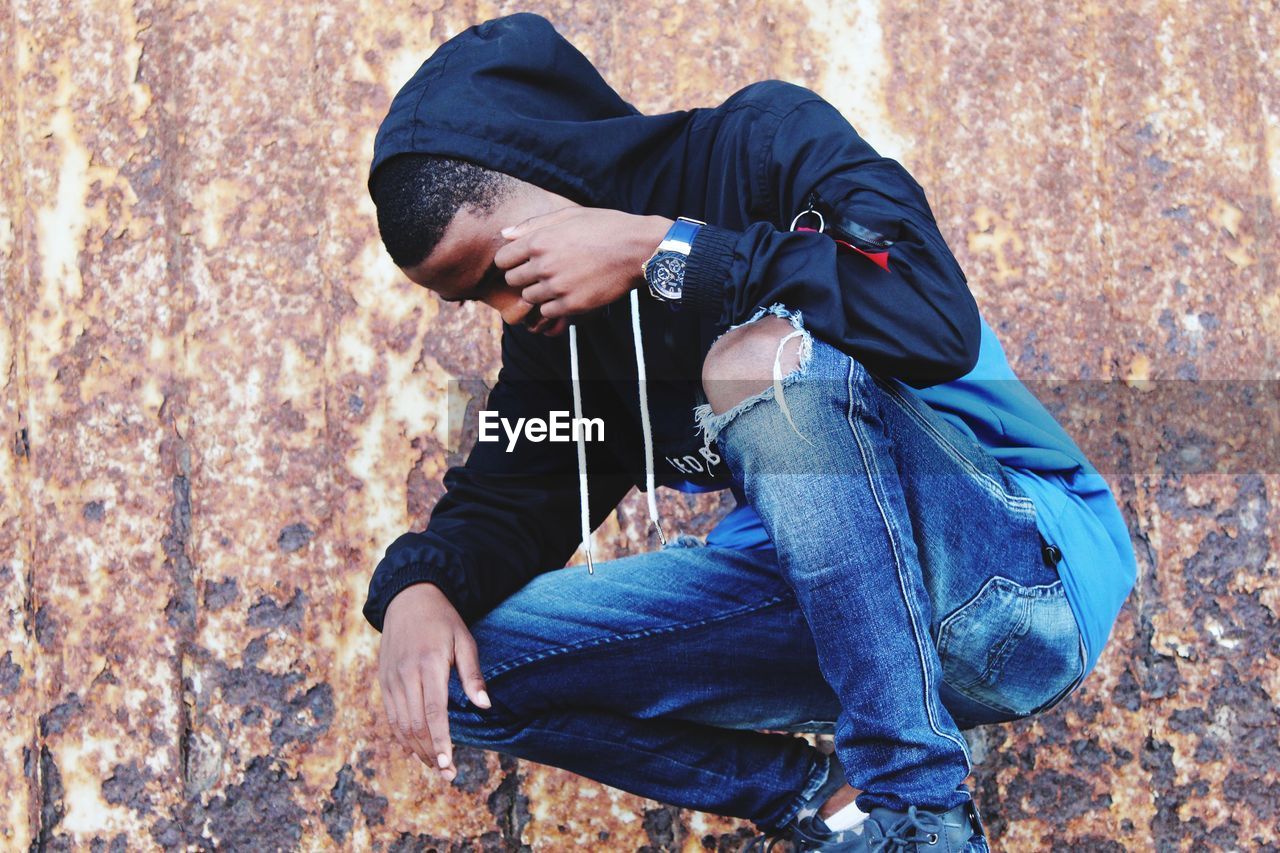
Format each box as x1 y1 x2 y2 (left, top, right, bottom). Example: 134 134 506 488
740 806 952 853
869 806 948 852
740 814 841 852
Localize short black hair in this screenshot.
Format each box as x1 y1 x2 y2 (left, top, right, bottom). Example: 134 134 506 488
370 153 521 268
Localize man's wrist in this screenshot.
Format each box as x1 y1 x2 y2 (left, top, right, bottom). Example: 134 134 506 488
679 222 736 318
636 215 676 287
385 580 452 621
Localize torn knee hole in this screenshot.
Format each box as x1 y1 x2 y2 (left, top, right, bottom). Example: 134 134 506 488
701 315 808 415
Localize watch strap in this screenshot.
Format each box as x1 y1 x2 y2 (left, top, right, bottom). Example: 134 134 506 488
657 217 705 254
642 216 707 299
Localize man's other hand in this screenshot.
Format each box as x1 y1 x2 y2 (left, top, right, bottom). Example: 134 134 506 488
379 583 492 781
496 208 673 321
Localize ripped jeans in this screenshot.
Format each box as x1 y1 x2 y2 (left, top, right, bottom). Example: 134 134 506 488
443 303 1084 838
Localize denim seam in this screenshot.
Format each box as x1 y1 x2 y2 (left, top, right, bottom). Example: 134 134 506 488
504 721 776 788
948 675 1056 720
936 574 1069 652
874 375 1037 520
845 356 973 770
479 592 795 681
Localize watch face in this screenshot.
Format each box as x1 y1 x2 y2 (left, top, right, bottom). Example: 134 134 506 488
647 252 685 299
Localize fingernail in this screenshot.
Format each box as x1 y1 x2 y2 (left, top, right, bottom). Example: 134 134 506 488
501 226 515 238
437 752 450 769
477 690 492 708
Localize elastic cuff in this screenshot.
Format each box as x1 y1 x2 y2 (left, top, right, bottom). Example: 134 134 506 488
363 565 465 632
681 223 738 319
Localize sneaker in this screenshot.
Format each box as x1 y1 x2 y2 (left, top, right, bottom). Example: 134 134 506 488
743 756 851 852
742 812 865 851
853 797 987 852
743 788 987 852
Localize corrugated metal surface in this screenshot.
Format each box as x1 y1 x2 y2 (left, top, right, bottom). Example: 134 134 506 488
1 1 1275 849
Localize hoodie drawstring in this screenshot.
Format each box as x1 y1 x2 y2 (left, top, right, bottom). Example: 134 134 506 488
629 289 666 547
568 320 595 574
568 291 667 575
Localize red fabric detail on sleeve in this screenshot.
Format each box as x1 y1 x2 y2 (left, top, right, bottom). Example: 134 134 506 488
796 226 891 272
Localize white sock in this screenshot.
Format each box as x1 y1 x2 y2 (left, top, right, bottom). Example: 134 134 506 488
820 799 871 832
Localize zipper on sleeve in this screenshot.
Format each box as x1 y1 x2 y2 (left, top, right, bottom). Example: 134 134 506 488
807 189 895 253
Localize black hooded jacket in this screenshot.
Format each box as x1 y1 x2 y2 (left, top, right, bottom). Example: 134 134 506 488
362 12 981 631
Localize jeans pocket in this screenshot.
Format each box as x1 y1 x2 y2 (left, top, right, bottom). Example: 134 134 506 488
937 575 1085 719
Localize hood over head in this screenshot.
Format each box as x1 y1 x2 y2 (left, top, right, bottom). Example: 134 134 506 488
369 12 691 211
370 12 681 570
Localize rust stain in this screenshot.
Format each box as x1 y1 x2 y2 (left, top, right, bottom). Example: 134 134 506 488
2 0 1276 849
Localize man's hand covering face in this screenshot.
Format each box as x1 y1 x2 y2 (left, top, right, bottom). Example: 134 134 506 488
496 206 673 321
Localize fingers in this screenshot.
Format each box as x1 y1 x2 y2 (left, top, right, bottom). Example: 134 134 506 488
424 628 494 783
380 681 415 759
494 205 583 270
421 663 456 781
505 273 567 319
453 628 492 711
396 665 440 768
378 586 496 784
493 235 531 272
502 258 541 289
514 282 558 310
384 672 433 767
500 205 581 240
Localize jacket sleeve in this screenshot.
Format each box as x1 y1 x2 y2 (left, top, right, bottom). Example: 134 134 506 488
362 322 636 632
681 92 981 389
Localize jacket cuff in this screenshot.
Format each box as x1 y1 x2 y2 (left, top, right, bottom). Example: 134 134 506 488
681 223 737 319
362 556 468 633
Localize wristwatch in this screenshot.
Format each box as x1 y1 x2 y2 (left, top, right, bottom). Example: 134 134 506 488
642 216 706 305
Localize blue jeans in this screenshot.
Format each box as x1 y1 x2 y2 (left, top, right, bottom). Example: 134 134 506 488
444 303 1086 839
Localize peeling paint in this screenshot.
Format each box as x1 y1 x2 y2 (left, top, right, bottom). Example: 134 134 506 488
3 0 1277 849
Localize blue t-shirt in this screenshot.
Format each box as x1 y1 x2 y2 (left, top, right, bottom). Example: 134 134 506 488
670 313 1136 679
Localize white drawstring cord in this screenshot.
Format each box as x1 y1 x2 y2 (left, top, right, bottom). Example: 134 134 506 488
568 320 594 573
569 294 670 575
774 328 816 447
629 289 666 545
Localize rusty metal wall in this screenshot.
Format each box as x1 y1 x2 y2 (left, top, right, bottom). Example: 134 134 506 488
1 0 1276 849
